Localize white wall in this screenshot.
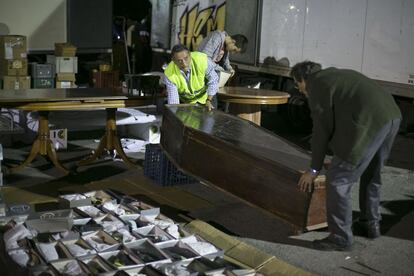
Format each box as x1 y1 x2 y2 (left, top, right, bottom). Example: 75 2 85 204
362 0 414 85
259 0 414 85
0 0 66 51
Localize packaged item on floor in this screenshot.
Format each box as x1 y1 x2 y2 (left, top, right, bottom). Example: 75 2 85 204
59 193 91 208
25 209 73 233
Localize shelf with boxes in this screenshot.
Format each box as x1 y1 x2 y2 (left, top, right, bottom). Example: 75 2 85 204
47 43 78 88
0 35 30 89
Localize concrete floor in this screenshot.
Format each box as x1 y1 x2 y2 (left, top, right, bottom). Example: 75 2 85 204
1 110 414 275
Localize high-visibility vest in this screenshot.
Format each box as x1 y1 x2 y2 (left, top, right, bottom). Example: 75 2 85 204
164 51 208 104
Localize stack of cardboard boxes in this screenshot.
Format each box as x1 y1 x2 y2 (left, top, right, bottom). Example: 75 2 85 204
0 35 30 89
47 43 77 88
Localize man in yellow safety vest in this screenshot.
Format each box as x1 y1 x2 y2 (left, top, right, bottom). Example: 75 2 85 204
163 44 219 111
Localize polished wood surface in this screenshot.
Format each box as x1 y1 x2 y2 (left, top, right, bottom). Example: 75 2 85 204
0 88 129 102
218 87 289 104
0 88 154 174
161 105 326 231
217 87 290 124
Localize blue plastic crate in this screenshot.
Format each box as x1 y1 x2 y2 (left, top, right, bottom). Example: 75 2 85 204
143 144 196 186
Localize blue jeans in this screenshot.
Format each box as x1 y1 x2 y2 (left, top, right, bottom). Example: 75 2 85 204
325 119 400 246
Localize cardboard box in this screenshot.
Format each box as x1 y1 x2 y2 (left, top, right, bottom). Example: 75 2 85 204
99 249 143 270
101 203 140 222
78 255 113 274
56 81 74 88
25 209 73 233
50 259 90 275
0 35 27 60
156 240 200 262
56 73 76 82
2 76 30 90
59 193 91 208
124 239 170 265
83 190 117 206
35 241 72 262
0 59 28 76
61 238 96 258
72 210 92 226
47 55 78 73
50 128 68 150
55 43 77 57
83 230 120 252
132 225 175 244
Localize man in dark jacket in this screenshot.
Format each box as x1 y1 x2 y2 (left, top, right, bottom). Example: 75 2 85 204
292 61 401 251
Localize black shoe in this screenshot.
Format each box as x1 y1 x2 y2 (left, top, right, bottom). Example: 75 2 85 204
353 220 381 239
366 222 381 239
312 237 353 251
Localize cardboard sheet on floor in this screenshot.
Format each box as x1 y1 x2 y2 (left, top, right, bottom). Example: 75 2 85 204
183 220 312 275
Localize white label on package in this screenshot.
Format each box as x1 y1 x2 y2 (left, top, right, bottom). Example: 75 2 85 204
5 42 13 59
60 81 72 88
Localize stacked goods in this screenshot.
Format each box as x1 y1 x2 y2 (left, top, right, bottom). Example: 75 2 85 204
90 64 119 89
30 63 55 88
0 190 255 275
47 43 77 88
0 35 30 89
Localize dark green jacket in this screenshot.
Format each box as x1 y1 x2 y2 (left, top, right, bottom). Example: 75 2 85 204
307 68 401 170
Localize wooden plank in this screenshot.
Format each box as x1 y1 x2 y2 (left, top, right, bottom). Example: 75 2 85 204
161 105 326 230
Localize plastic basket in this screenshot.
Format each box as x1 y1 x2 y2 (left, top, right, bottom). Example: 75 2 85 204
143 144 196 186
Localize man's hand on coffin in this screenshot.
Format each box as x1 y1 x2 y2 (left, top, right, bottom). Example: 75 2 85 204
298 171 318 192
205 98 214 111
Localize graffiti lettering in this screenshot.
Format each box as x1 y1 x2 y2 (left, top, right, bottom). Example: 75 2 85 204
178 3 225 50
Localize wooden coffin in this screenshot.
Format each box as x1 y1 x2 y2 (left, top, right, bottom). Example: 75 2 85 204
161 105 326 231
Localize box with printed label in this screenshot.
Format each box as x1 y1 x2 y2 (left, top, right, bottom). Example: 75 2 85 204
56 81 74 89
30 63 55 78
2 76 31 90
0 59 28 76
47 55 78 73
0 35 27 60
32 78 55 89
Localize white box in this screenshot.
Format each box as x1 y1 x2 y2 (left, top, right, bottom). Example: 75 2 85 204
50 128 67 150
25 209 73 233
99 249 143 270
59 193 91 208
46 55 78 73
124 239 171 265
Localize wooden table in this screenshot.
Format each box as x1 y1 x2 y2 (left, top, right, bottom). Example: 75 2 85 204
218 86 290 125
0 88 153 175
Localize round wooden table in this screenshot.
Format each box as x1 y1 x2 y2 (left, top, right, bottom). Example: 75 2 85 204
218 86 290 125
